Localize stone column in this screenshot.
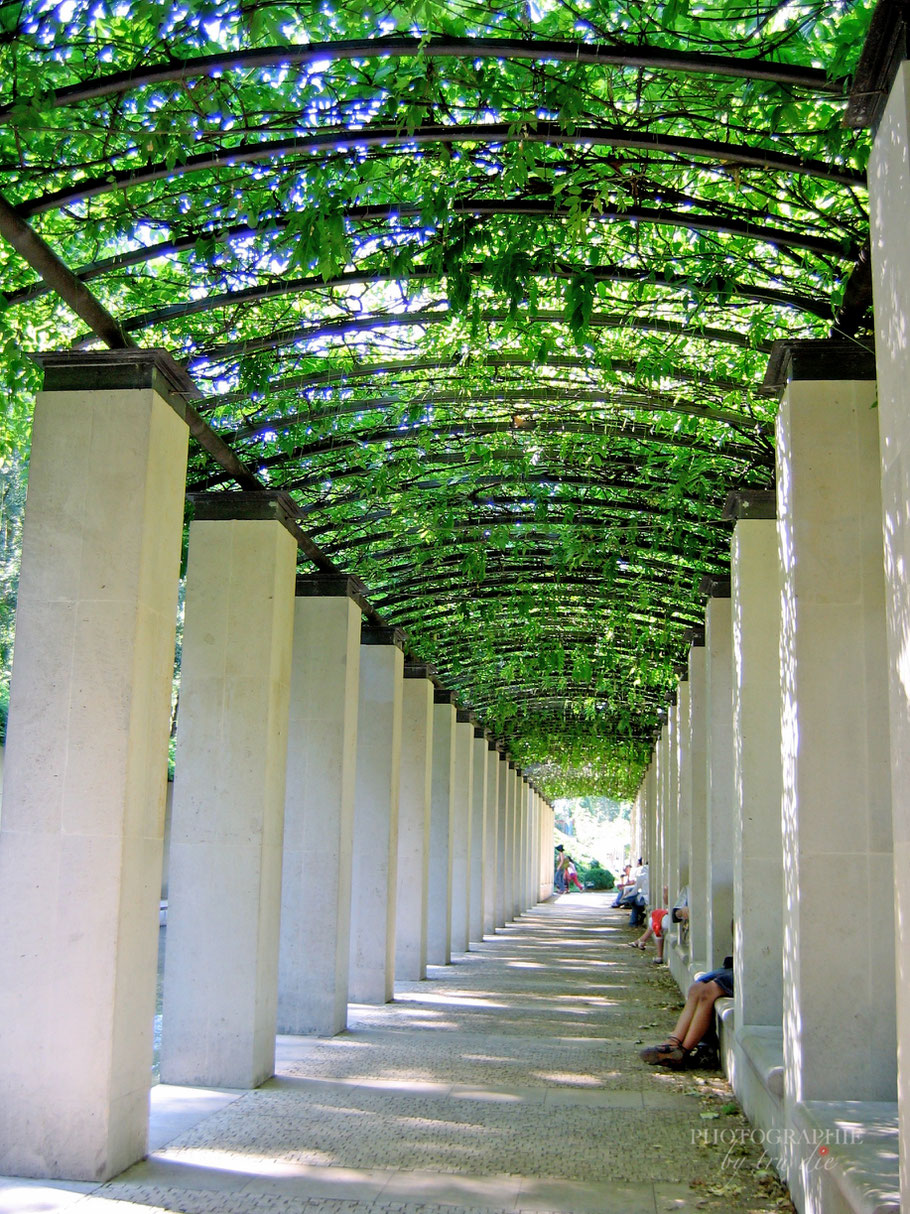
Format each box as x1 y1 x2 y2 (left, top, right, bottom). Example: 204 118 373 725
728 493 783 1028
521 779 532 911
395 664 434 980
483 739 499 933
495 751 509 927
687 637 709 973
349 625 404 1005
511 766 522 917
546 798 556 897
450 711 474 954
645 757 658 876
502 761 515 921
278 577 362 1036
525 782 534 908
704 582 735 969
869 61 910 1199
0 351 189 1181
469 727 488 943
162 491 297 1088
663 700 679 911
676 679 691 900
427 691 456 965
772 341 895 1107
654 728 668 905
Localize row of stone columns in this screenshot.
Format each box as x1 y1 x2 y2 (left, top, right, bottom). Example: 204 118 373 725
638 339 902 1210
0 351 555 1182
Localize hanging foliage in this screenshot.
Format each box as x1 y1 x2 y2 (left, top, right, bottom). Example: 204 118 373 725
0 0 875 797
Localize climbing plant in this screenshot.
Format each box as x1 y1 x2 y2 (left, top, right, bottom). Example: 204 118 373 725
0 0 877 797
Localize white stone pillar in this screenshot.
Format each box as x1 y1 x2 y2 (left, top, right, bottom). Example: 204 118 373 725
427 690 455 966
278 578 361 1036
729 497 783 1028
687 638 709 973
510 766 521 917
162 492 297 1088
523 782 533 908
469 727 488 943
526 783 534 908
510 771 520 915
495 752 509 927
395 664 434 980
774 343 895 1108
654 728 668 906
0 352 189 1181
349 625 404 1005
869 62 910 1200
449 711 474 954
645 758 657 875
539 792 548 901
676 680 691 900
502 761 515 921
521 779 532 910
483 739 499 932
663 701 679 910
705 585 735 969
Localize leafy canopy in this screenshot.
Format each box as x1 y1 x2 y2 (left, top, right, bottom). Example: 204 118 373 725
0 0 875 797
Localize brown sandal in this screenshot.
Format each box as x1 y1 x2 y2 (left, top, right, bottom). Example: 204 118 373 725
639 1037 688 1066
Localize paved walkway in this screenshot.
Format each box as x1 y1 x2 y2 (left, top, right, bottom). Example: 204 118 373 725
0 893 793 1214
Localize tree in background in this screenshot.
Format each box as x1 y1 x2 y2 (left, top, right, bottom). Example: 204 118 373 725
554 795 631 881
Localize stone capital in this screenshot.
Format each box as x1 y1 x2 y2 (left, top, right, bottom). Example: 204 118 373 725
295 573 371 614
722 488 777 521
762 339 876 398
33 347 199 419
191 490 300 538
404 661 436 680
360 624 406 649
699 572 731 599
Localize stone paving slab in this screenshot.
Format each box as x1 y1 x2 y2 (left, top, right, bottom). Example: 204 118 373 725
0 894 794 1214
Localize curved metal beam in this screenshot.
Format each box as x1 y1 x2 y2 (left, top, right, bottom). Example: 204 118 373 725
6 197 853 311
0 35 842 123
190 307 774 367
209 355 748 405
16 121 864 221
80 260 829 347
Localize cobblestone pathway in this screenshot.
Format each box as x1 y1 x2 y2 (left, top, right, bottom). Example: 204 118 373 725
0 893 793 1214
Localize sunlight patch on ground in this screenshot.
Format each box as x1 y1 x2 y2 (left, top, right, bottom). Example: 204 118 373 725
393 992 508 1009
534 1071 604 1086
161 1147 335 1175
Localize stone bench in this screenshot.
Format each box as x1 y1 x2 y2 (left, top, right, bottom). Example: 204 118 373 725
714 1002 898 1214
737 1024 785 1099
794 1100 899 1214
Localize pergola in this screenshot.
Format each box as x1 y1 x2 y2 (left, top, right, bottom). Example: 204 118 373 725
0 0 879 798
6 4 910 1213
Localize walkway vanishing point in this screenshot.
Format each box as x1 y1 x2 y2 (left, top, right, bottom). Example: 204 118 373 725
0 892 793 1214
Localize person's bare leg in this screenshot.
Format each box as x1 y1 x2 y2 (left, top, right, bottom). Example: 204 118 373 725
655 934 664 961
676 981 724 1050
668 981 714 1045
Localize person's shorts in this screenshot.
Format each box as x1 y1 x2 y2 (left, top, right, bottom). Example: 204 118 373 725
697 967 734 997
650 909 667 937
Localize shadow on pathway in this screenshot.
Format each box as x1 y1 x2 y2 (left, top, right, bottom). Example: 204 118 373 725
0 892 794 1214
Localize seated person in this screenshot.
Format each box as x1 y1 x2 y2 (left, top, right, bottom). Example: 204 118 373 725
629 906 670 962
616 860 649 926
611 864 634 906
638 957 733 1069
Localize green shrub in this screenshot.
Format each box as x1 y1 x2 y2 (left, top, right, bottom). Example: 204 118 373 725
578 859 614 890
